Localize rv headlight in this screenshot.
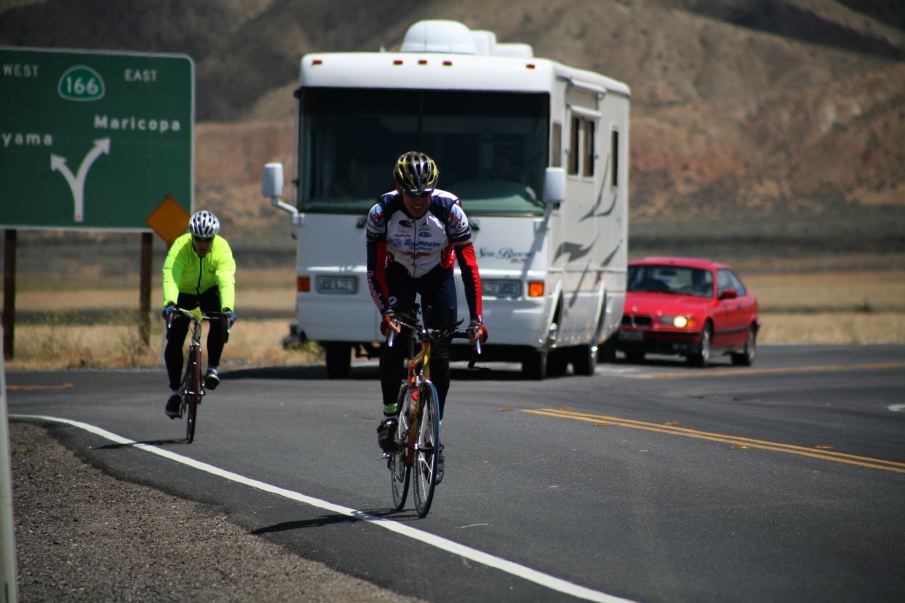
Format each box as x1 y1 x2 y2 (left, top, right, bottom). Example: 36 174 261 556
481 279 521 298
315 275 358 294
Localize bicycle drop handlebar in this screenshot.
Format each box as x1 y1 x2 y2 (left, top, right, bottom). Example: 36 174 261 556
386 318 482 364
166 307 231 333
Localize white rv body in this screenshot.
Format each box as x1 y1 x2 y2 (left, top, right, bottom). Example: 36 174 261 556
268 20 629 378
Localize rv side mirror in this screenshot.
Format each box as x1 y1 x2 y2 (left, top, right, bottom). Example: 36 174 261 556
543 167 565 204
262 163 284 199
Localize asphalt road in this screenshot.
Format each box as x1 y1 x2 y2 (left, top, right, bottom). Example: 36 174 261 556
8 344 905 602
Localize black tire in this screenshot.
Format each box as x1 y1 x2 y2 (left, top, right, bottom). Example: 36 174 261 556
390 387 410 510
522 349 548 380
625 350 645 364
731 325 757 366
547 350 569 377
573 344 597 376
412 384 440 518
325 342 352 379
185 346 201 443
598 335 617 363
689 323 713 368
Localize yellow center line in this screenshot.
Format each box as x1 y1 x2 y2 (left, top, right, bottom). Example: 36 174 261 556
522 408 905 474
634 361 905 379
6 383 74 391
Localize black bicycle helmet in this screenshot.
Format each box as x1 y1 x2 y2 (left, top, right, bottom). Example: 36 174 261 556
393 151 439 196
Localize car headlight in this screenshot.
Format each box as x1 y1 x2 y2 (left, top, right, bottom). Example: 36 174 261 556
315 275 358 294
660 315 693 328
482 279 521 298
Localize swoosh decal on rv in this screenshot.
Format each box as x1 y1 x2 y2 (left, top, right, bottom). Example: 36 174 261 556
554 233 598 262
580 152 618 221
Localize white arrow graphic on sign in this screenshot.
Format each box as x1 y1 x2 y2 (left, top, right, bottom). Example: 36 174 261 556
50 138 111 223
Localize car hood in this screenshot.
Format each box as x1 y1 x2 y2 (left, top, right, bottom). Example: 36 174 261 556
624 292 712 315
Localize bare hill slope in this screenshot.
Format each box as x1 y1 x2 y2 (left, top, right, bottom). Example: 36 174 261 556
2 0 904 248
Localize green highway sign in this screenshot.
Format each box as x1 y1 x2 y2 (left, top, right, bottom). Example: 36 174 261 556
0 47 193 230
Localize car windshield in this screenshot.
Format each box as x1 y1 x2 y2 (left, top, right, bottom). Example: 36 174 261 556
297 88 549 215
628 265 713 298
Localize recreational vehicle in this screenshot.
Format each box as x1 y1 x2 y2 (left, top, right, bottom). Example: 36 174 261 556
263 20 630 379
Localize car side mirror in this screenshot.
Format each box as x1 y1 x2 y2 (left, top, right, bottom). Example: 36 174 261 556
719 289 738 300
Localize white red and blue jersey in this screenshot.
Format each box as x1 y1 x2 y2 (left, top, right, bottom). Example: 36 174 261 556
366 189 482 320
366 189 471 277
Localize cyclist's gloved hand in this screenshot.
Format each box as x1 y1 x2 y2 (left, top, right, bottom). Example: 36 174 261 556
467 319 488 345
380 311 400 337
223 308 237 327
162 301 176 320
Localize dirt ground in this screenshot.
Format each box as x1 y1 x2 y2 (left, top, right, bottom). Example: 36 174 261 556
9 421 424 603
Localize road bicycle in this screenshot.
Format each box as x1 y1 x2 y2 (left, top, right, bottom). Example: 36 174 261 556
167 307 227 443
385 312 480 518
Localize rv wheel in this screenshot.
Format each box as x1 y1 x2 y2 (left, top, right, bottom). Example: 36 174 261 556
522 350 547 380
325 342 352 378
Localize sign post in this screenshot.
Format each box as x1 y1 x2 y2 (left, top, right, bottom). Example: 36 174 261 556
0 47 194 354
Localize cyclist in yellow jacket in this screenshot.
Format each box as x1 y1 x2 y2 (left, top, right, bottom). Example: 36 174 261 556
161 210 237 418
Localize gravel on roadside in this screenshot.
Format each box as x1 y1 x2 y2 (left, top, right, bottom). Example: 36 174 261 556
8 422 424 602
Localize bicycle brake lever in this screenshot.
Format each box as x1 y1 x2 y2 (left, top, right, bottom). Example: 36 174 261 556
387 330 396 348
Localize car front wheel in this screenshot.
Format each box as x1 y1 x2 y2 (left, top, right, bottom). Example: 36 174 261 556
689 324 712 367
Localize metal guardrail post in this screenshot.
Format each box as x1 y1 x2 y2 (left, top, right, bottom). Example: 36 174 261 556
0 328 19 602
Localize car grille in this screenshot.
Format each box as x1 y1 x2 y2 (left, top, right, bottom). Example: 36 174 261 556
622 315 653 328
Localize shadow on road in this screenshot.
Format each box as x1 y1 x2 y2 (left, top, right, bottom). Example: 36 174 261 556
250 508 422 535
96 438 191 449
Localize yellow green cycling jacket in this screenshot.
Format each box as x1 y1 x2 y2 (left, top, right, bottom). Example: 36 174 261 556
162 233 236 310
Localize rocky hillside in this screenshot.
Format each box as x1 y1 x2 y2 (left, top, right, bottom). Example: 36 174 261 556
2 0 904 250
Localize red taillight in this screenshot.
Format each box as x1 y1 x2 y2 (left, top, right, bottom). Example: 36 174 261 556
297 276 310 292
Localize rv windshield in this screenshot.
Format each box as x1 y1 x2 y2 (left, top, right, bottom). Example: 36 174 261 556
298 88 549 215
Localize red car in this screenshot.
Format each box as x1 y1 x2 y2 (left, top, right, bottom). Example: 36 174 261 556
615 257 759 366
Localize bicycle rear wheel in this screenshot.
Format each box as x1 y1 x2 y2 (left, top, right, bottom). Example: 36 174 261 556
390 386 411 510
184 345 201 443
412 382 441 518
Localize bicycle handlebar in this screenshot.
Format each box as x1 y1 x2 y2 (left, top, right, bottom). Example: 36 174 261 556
386 318 482 364
166 307 230 331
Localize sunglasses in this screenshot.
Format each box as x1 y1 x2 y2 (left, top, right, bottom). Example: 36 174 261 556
192 235 214 243
406 190 431 198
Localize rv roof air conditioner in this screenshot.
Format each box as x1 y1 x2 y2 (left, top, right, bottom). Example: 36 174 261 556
400 20 534 58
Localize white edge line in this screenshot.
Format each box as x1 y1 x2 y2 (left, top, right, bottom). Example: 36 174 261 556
10 414 636 603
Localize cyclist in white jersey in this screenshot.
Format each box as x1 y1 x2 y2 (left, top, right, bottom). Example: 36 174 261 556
366 151 489 469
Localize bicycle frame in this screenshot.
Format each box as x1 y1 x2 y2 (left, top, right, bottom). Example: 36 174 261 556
167 307 226 443
386 314 475 517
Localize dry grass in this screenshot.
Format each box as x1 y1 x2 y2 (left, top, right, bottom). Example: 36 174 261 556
4 268 904 370
745 270 905 312
759 312 905 345
6 320 321 371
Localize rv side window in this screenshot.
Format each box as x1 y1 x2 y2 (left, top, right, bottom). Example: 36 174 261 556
568 116 580 175
551 122 562 167
611 129 619 187
583 120 595 177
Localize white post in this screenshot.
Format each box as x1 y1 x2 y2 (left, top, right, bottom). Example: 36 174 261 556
0 324 17 602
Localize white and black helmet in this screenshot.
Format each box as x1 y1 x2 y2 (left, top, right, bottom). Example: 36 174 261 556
188 210 220 239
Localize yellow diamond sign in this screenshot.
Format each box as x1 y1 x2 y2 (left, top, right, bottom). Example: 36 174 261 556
146 195 190 245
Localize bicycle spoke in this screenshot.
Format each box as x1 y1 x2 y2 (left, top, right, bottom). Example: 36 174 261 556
413 384 440 518
390 386 410 510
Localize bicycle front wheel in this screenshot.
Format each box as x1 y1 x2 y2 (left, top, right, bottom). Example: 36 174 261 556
412 382 441 518
390 386 411 510
185 345 202 443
